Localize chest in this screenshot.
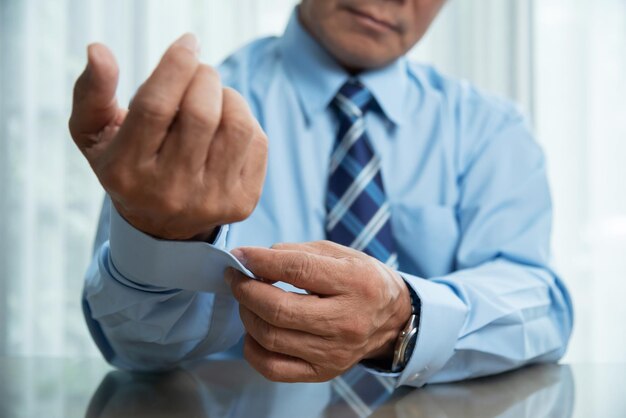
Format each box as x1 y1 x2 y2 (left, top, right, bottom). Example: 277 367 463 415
227 84 461 278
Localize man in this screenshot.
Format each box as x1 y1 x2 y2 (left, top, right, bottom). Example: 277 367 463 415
70 0 573 388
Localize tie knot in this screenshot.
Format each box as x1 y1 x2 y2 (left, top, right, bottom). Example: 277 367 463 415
333 79 374 119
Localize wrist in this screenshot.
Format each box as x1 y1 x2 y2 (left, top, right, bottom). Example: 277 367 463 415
113 200 219 241
390 278 421 372
364 275 413 364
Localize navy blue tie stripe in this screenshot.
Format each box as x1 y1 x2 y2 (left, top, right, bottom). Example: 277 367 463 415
326 195 392 263
326 79 398 269
329 156 387 206
326 80 398 417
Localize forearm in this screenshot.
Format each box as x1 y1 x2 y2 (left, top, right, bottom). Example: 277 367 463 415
83 198 245 371
83 241 244 371
391 106 575 387
397 258 573 387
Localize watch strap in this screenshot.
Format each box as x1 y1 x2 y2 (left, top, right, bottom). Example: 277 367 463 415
391 282 421 372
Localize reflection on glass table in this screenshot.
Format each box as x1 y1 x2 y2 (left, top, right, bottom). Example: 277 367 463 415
4 357 626 418
85 360 573 418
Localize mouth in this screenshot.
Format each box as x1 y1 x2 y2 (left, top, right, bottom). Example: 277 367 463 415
344 6 400 33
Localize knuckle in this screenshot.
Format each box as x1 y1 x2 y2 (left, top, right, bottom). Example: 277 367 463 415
246 350 280 382
261 327 279 351
247 133 269 174
282 253 313 285
261 361 281 382
132 94 173 122
71 71 87 98
309 364 333 382
204 197 228 224
228 199 256 222
71 70 92 108
231 279 247 302
221 116 255 142
222 86 243 106
166 44 198 71
67 114 80 139
243 338 253 363
182 104 212 128
318 314 338 335
235 199 256 221
360 279 381 301
271 298 291 325
252 131 269 154
208 133 228 157
232 285 243 304
199 64 220 83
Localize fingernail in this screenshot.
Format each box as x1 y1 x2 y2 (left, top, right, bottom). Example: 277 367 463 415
231 248 246 265
174 33 200 55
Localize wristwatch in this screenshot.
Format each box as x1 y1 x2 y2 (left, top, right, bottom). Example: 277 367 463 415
391 284 420 372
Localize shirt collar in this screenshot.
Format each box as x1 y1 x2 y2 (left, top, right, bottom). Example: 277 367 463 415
279 8 410 126
359 58 410 126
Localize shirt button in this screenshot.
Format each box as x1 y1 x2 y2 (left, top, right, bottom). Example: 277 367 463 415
412 372 420 380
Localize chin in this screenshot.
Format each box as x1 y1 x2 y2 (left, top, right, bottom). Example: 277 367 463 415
339 53 394 72
330 35 401 72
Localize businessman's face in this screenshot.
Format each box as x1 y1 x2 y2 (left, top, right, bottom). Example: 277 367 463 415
299 0 446 71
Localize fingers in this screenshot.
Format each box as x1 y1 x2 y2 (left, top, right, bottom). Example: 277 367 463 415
239 305 334 364
69 43 120 146
227 269 334 335
206 88 261 182
240 127 269 198
231 246 347 295
243 335 324 383
272 240 361 260
119 33 200 158
160 64 223 171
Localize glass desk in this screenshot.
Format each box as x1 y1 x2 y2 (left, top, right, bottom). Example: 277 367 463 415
0 357 624 417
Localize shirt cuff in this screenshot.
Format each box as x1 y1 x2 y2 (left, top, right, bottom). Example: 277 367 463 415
395 273 468 387
108 205 243 294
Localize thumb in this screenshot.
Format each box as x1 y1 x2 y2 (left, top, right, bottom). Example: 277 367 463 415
69 43 120 149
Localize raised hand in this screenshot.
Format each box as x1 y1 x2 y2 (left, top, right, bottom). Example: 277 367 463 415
69 34 268 240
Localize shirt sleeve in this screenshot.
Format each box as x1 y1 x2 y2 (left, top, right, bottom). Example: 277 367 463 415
364 108 574 388
81 57 261 372
82 196 245 371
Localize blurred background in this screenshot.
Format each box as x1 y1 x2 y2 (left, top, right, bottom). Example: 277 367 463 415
0 0 624 366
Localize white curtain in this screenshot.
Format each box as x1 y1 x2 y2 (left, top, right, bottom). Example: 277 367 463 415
533 0 626 362
1 0 624 363
0 0 298 358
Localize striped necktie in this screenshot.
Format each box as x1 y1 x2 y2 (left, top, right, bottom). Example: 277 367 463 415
325 80 398 417
326 79 398 269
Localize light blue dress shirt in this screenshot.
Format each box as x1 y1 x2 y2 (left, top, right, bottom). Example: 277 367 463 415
83 11 574 388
